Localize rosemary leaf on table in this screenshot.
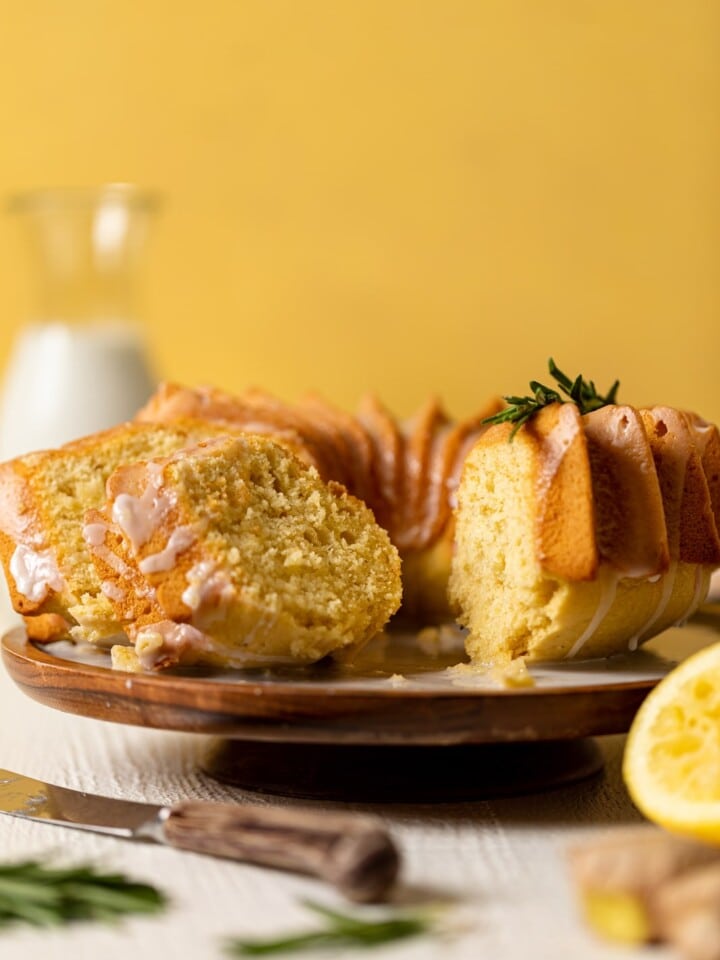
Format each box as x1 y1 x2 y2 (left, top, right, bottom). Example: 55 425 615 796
225 899 431 955
0 860 167 929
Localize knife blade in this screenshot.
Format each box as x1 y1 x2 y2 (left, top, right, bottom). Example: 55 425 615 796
0 768 399 902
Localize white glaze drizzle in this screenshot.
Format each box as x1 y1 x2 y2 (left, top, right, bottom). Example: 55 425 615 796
686 415 714 456
565 571 620 659
101 580 126 603
134 620 213 669
133 617 293 670
645 407 693 555
536 404 580 498
674 565 709 628
619 407 698 651
138 526 195 574
96 547 130 578
181 561 236 615
82 522 108 547
627 562 678 651
111 463 175 553
9 544 65 603
243 608 279 643
605 406 631 446
83 521 153 599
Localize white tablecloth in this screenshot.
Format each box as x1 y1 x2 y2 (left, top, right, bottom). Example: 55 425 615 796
0 602 670 960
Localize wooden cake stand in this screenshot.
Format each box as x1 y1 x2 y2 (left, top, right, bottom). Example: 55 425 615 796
4 615 718 801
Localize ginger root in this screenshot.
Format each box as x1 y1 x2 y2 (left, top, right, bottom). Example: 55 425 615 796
655 864 720 960
568 826 720 958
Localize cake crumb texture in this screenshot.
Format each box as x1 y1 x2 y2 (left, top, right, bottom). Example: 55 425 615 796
90 435 402 668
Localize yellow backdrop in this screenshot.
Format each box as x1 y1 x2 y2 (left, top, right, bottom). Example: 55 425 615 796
0 2 718 419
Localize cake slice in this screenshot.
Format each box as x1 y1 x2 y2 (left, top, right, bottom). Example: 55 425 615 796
0 420 243 642
85 435 402 670
449 402 720 663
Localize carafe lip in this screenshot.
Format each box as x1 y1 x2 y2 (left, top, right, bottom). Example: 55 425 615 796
6 184 160 214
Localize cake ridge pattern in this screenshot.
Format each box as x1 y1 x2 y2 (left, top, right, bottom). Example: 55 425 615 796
1 380 719 670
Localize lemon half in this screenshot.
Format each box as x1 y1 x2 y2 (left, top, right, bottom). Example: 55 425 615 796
624 642 720 843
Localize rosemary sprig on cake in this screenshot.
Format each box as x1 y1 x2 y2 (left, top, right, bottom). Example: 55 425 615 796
225 900 431 955
483 358 620 437
0 860 167 928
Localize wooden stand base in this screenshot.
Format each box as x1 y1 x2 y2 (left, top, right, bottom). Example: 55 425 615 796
201 739 604 802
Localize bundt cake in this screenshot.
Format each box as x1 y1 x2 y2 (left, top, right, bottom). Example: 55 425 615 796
449 399 720 663
84 435 401 670
136 382 502 622
2 362 718 673
0 419 251 643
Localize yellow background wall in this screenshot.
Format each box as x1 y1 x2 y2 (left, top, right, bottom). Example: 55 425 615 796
0 1 718 418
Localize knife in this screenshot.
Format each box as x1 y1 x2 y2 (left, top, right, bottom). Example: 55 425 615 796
0 768 399 902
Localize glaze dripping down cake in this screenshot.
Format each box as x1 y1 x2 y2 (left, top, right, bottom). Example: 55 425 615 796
449 402 720 662
84 435 401 670
0 419 251 643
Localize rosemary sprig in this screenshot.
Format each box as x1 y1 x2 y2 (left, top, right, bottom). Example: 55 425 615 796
0 860 167 929
483 358 620 438
225 899 431 955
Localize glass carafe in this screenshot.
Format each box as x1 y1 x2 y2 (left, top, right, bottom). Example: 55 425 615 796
0 184 158 459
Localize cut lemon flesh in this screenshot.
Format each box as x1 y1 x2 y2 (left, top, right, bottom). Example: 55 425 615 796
623 641 720 844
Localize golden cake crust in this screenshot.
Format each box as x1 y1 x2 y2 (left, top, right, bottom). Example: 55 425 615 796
475 404 598 582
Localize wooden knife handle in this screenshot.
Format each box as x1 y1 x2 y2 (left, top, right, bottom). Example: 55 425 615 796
161 800 399 902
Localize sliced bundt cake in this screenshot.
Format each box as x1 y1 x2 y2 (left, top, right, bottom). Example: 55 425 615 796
449 399 720 663
84 435 402 669
136 382 502 622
